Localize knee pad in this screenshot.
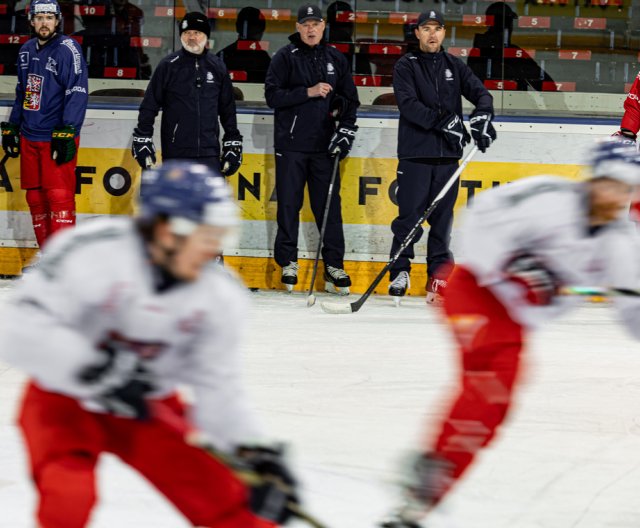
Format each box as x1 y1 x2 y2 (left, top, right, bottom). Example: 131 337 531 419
25 188 47 215
46 188 75 212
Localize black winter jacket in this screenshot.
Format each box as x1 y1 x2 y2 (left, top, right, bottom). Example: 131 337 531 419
393 49 494 160
136 48 239 159
265 33 359 153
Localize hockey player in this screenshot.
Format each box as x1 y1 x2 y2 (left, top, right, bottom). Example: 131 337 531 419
387 9 495 306
1 0 88 253
132 12 243 176
381 139 640 528
265 4 360 294
0 161 299 528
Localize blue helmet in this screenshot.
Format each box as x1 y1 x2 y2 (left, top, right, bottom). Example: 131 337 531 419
29 0 61 19
139 161 239 235
590 137 640 186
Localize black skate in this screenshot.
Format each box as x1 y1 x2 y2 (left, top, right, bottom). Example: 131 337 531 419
281 261 299 292
389 271 410 306
324 265 351 295
426 277 447 306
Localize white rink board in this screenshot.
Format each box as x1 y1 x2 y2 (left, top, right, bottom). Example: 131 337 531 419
1 283 640 527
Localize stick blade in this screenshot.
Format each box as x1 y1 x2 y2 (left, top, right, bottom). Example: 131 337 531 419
320 300 354 314
306 294 316 307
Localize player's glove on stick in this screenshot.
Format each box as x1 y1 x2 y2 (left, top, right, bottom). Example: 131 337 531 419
1 121 20 158
131 129 156 169
469 110 497 153
221 134 243 176
77 331 158 420
234 443 299 524
328 123 358 160
437 113 470 150
50 125 77 165
504 253 560 306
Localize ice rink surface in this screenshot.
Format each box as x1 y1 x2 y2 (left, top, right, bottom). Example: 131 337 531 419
2 281 640 527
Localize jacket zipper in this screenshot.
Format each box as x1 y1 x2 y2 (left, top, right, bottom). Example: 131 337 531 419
172 123 178 143
289 115 298 137
433 55 443 158
195 59 201 155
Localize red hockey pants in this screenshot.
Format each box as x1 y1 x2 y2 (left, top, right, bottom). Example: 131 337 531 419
18 382 276 528
431 266 525 486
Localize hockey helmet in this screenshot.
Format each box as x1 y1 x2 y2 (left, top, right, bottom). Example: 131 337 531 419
590 137 640 186
139 161 239 235
29 0 61 19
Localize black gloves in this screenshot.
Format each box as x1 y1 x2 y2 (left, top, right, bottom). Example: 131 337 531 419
235 443 299 524
328 123 358 160
469 110 497 153
221 134 243 176
131 129 156 169
437 113 470 150
77 331 158 420
1 121 20 158
504 253 560 306
51 125 77 165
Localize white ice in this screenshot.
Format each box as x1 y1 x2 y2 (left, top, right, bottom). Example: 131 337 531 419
2 283 640 528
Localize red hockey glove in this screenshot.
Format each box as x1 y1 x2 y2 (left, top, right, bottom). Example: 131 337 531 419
504 253 560 306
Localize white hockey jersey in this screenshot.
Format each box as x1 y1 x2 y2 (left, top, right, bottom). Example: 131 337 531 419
0 217 262 451
458 175 640 330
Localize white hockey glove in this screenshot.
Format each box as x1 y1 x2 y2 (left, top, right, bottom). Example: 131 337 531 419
328 123 358 160
77 331 161 420
131 129 156 169
221 134 243 176
504 253 560 306
234 443 299 524
469 110 497 153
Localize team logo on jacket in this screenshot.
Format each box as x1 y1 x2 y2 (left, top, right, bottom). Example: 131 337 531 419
206 71 214 83
445 68 453 81
45 56 58 74
327 62 335 75
23 74 44 111
19 51 29 69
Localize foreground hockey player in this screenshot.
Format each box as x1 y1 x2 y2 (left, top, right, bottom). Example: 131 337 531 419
0 162 298 528
381 139 640 528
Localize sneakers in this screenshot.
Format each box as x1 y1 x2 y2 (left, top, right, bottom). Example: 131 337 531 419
281 261 299 292
389 271 410 300
324 265 351 295
426 277 447 305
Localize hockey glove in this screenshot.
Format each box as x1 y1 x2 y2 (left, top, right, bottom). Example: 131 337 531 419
1 121 20 158
504 253 561 306
50 125 77 165
131 129 156 169
221 134 243 176
328 123 358 160
469 110 497 153
234 443 299 524
437 113 470 150
612 128 637 148
77 331 159 420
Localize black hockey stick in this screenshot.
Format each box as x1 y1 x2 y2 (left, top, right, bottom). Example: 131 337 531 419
321 145 479 314
151 402 330 528
307 155 341 307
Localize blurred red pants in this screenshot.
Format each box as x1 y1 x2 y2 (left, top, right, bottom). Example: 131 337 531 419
431 266 525 486
18 382 276 528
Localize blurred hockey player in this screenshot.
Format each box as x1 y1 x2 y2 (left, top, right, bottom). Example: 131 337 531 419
1 0 88 253
0 161 298 528
381 139 640 528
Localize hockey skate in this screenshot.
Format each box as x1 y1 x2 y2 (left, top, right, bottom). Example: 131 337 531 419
389 271 410 306
324 265 351 295
281 261 299 292
21 251 41 275
426 277 447 306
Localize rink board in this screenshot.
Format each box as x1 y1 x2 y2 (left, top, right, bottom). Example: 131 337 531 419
0 105 618 290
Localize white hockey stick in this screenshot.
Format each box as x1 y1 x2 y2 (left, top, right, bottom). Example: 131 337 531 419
320 146 479 314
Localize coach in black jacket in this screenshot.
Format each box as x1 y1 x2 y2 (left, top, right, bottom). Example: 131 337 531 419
387 9 496 305
132 12 242 176
265 4 359 293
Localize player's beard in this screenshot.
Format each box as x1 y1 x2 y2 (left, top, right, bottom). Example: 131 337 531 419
181 36 206 55
36 25 56 43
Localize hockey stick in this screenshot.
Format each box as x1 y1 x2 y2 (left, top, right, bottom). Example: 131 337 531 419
307 155 341 307
321 145 479 314
562 286 640 297
150 402 329 528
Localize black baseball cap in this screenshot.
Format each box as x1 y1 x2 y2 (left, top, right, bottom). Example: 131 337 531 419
180 11 211 38
297 4 323 23
417 10 445 28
